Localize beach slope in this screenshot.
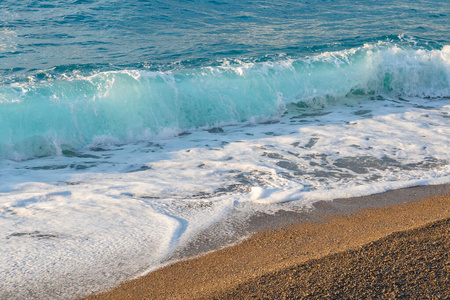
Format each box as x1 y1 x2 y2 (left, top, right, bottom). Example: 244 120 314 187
86 185 450 299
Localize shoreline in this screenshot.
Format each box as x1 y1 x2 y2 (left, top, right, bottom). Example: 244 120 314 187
85 183 450 299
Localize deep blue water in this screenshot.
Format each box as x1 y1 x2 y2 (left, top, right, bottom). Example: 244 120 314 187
1 0 448 76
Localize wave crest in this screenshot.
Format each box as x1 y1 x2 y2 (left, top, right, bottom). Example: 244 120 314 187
0 42 449 160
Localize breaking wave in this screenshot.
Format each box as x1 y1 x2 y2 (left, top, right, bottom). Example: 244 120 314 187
1 42 449 160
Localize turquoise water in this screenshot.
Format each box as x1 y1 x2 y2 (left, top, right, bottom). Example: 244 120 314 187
1 43 449 159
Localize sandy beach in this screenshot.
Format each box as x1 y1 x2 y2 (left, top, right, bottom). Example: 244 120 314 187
84 183 450 299
213 217 449 299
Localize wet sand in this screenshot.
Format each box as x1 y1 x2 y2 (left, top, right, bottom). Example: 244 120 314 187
85 184 450 299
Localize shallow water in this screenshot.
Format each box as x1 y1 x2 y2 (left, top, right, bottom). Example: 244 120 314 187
0 0 449 299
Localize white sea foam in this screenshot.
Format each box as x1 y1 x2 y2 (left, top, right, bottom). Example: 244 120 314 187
1 91 449 298
1 41 450 299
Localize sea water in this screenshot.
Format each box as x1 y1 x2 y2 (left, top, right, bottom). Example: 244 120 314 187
0 0 449 298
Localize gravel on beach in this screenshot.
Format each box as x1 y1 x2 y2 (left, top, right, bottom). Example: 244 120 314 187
211 218 450 299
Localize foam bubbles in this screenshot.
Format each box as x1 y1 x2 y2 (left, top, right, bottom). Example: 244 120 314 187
0 41 450 299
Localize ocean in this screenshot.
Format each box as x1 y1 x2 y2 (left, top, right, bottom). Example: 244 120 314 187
1 0 449 298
